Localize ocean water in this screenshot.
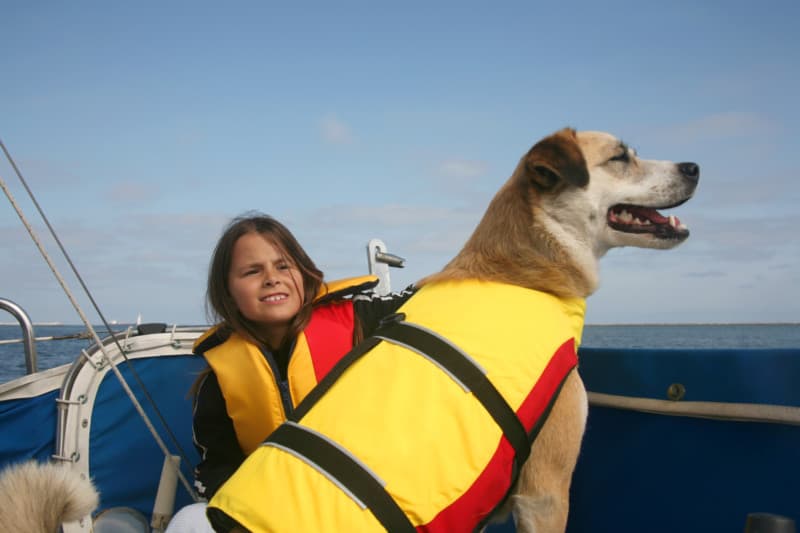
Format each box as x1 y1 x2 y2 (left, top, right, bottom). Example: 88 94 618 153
1 323 799 383
0 324 120 384
581 323 800 350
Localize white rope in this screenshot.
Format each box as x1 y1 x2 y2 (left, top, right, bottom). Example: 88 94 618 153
588 391 800 425
1 149 199 501
0 332 92 345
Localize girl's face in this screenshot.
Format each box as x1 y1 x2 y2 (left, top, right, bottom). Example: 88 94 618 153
227 232 305 349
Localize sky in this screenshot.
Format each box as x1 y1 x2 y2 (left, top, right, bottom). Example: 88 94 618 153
1 1 798 326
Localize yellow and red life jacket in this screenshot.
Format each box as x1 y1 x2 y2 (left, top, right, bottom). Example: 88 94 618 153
208 279 586 532
195 275 377 455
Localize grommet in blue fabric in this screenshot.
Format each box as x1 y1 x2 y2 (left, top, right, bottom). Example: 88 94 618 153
667 383 685 401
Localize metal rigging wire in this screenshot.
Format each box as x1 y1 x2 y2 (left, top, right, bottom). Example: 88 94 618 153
0 138 199 501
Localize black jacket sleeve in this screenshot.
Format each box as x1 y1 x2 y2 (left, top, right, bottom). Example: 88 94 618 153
191 370 246 500
352 283 417 337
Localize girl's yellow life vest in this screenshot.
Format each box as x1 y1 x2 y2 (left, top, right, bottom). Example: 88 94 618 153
195 275 377 456
208 279 586 532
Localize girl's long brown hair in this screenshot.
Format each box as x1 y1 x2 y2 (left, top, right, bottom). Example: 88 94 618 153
206 212 324 349
191 212 324 397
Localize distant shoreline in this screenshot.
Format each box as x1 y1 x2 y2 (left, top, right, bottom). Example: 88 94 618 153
2 322 798 328
586 322 800 327
0 322 135 327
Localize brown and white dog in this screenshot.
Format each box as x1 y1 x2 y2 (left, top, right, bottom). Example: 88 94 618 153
427 128 698 531
0 460 98 533
207 127 698 532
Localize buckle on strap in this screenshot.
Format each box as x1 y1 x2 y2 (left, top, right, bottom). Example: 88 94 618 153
378 311 406 327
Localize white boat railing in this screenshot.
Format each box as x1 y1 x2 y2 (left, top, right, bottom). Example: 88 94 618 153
0 297 38 374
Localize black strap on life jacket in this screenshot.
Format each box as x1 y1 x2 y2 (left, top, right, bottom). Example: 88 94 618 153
267 422 416 533
374 317 532 468
290 335 383 422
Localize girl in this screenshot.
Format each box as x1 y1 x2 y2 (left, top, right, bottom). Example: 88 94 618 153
191 212 415 499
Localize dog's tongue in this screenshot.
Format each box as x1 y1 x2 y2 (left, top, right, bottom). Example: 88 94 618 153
627 206 668 224
630 206 686 230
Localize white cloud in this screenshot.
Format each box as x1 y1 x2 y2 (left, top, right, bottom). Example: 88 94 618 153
320 114 355 145
310 203 458 226
435 159 489 181
3 156 84 188
0 213 227 324
664 111 778 143
105 181 159 205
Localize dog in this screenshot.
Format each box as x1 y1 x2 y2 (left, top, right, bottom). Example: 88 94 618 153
206 127 699 532
0 460 99 533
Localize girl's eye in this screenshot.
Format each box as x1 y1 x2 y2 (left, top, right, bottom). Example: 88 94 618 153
277 263 291 270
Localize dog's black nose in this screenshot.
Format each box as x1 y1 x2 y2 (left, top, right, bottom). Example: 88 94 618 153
678 162 699 183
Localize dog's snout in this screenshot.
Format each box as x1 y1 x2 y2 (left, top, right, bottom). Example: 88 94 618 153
678 162 699 183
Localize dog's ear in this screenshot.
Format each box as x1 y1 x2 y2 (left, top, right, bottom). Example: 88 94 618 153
524 128 589 190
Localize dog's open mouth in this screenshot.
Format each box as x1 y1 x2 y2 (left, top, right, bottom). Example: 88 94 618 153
607 203 690 239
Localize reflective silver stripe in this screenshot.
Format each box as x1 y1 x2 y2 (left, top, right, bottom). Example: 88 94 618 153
375 321 487 393
283 421 387 486
263 441 368 510
261 420 389 504
376 334 470 392
405 321 488 374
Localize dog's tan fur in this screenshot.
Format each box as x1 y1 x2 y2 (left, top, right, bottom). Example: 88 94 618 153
0 460 99 533
421 127 698 531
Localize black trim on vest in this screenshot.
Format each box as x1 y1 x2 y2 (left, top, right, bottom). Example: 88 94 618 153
193 327 231 355
375 320 532 467
476 363 575 531
266 423 416 533
315 277 379 306
290 336 382 422
207 506 252 533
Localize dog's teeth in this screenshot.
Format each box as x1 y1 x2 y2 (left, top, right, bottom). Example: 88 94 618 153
669 215 677 227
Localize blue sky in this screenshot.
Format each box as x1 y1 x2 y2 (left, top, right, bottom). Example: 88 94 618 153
1 1 798 325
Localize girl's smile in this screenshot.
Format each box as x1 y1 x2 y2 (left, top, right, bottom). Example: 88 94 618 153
227 232 305 349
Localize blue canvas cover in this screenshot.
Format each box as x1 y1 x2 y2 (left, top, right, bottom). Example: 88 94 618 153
88 354 207 517
485 347 799 533
568 348 800 532
0 388 59 464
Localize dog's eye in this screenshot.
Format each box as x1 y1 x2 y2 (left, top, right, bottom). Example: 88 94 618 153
609 151 630 163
